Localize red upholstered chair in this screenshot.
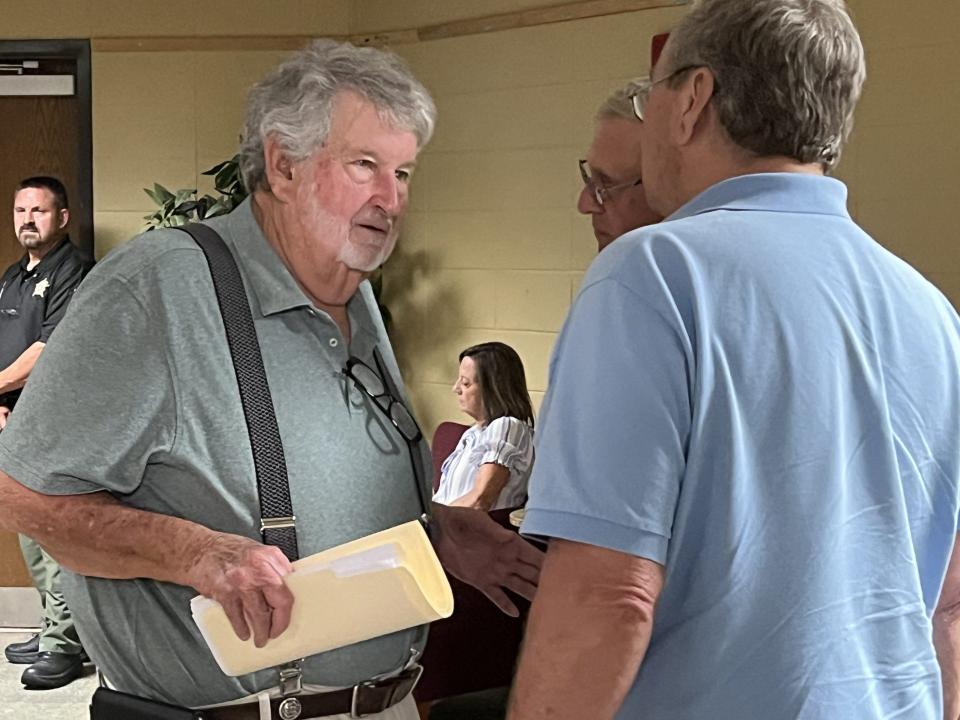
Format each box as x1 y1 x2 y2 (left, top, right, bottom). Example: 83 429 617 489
430 421 470 493
415 421 532 703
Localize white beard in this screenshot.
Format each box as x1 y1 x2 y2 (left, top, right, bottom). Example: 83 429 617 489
337 225 398 272
301 190 398 273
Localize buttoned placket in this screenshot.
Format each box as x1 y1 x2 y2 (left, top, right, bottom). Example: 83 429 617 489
302 307 353 394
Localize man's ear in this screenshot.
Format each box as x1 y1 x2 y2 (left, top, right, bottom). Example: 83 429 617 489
263 136 296 201
674 68 716 145
57 208 69 231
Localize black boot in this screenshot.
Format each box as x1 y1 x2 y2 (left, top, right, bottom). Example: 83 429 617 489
20 651 83 689
4 633 39 664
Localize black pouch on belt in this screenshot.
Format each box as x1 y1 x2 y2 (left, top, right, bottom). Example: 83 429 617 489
89 686 200 719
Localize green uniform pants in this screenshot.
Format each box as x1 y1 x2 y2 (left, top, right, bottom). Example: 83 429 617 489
18 535 82 655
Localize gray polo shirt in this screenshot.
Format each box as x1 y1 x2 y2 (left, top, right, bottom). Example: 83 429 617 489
0 198 430 706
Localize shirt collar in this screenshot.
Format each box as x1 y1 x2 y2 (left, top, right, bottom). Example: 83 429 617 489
218 198 311 317
668 173 851 223
20 236 72 275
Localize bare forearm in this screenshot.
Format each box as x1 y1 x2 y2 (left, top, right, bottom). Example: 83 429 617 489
449 487 494 510
935 610 960 720
510 588 652 718
450 464 509 510
0 341 44 394
508 540 662 720
0 470 295 645
0 471 214 587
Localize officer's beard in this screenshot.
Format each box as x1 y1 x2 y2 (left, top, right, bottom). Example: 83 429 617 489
17 226 43 249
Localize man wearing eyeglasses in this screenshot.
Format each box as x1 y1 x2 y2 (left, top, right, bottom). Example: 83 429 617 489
0 42 541 719
512 1 960 719
577 80 661 253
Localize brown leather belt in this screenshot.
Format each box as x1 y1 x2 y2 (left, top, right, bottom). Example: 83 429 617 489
197 665 422 720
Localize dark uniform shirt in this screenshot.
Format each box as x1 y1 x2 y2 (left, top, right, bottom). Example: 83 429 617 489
0 236 92 408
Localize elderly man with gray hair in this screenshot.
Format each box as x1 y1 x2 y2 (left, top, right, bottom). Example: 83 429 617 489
0 40 541 719
577 79 661 252
511 1 960 719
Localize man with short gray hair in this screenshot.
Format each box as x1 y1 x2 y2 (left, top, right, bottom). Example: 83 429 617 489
511 1 960 718
0 40 541 719
577 79 660 252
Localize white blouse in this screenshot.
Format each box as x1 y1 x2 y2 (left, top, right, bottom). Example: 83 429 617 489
432 416 534 510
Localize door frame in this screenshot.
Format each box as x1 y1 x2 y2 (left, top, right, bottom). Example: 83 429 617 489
0 39 93 257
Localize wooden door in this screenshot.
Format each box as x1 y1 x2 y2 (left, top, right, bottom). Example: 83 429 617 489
0 95 81 271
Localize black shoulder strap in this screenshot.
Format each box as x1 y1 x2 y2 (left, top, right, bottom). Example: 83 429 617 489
178 223 299 562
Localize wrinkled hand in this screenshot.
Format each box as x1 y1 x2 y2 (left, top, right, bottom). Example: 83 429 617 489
186 532 294 647
431 503 543 616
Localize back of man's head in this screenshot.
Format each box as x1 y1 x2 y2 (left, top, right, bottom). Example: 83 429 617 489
239 39 436 193
15 176 69 211
665 0 865 171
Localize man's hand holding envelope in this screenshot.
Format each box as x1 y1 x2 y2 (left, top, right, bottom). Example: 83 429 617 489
187 504 544 660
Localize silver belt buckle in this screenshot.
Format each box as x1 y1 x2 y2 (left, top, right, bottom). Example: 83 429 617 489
278 661 303 720
278 697 302 720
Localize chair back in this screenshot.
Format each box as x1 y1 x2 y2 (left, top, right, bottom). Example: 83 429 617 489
430 421 469 492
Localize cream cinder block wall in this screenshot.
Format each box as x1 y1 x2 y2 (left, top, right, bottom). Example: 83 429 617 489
92 48 295 254
381 6 689 436
83 1 350 256
352 0 592 33
842 0 960 309
0 0 349 39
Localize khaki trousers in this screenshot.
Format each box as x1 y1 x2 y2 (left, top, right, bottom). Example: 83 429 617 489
19 534 82 655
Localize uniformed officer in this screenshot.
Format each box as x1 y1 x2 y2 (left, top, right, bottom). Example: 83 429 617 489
0 176 92 689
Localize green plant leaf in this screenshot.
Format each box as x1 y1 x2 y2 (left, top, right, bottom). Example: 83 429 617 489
214 165 239 194
206 201 229 217
177 200 201 216
202 161 229 176
144 187 164 206
174 187 197 204
153 183 175 204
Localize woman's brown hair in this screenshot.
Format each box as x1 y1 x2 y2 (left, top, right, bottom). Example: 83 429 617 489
459 342 535 427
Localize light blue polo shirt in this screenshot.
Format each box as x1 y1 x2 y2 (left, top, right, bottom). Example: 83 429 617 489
523 173 960 718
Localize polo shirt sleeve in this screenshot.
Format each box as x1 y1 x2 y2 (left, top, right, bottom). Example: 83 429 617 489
521 274 692 565
39 258 85 343
0 270 177 496
478 416 531 472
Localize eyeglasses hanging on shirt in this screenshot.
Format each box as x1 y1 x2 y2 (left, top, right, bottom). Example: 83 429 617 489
343 347 431 532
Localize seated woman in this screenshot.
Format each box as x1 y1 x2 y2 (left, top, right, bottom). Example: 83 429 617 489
432 341 535 511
